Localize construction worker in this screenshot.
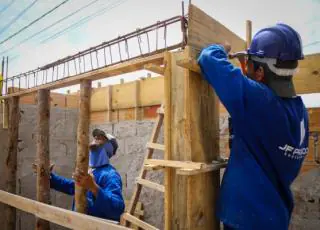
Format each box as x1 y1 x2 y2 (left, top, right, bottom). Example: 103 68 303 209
198 24 308 230
35 129 125 221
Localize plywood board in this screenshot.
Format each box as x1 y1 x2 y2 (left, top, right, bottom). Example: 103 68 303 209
308 108 320 132
294 66 320 94
90 88 109 112
112 82 136 109
140 77 164 106
188 4 246 55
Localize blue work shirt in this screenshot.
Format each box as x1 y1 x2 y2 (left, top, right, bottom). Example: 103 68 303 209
198 45 309 230
50 164 125 221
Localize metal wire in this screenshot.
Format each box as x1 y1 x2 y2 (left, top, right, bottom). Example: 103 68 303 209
3 15 186 94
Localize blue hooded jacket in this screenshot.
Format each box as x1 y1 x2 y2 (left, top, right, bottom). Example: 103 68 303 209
50 141 124 221
198 45 309 229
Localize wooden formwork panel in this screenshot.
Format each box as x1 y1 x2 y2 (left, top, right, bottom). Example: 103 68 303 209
140 77 164 106
188 4 246 56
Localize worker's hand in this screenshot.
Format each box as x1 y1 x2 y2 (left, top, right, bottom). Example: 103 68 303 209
72 169 98 195
222 42 231 54
32 163 55 174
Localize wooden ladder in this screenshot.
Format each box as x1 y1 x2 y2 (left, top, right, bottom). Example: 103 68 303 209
122 104 165 230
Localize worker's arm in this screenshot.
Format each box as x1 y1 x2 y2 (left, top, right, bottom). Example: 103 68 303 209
87 172 125 218
50 173 75 195
198 44 248 118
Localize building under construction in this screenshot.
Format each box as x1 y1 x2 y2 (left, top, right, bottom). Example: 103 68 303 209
0 3 319 230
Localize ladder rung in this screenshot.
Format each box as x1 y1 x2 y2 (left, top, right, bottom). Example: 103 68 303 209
136 178 165 192
146 142 165 151
144 164 164 171
122 213 159 230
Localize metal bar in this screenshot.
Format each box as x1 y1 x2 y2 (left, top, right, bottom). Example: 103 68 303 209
56 65 59 80
146 32 150 52
52 66 55 81
95 51 99 68
83 55 86 72
67 62 70 76
156 21 159 50
117 41 122 61
164 23 167 48
78 56 81 73
74 59 78 75
63 63 66 78
18 75 20 91
125 39 129 59
90 52 93 70
109 46 113 63
103 48 107 66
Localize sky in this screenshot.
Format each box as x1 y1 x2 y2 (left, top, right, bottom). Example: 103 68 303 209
0 0 319 106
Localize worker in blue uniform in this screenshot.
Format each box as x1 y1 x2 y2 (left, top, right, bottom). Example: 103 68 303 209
49 129 124 222
198 24 309 230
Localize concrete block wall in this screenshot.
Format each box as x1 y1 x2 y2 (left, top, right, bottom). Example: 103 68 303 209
0 104 79 230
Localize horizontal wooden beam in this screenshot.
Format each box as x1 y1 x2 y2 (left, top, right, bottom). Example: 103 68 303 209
176 161 227 175
136 178 165 192
176 58 201 73
144 164 165 171
144 64 165 75
0 190 129 230
144 159 205 170
1 52 165 99
146 142 165 151
122 213 159 230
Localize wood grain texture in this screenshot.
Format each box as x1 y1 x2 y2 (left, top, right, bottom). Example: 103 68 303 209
36 89 51 230
4 96 19 230
75 79 91 213
0 190 128 230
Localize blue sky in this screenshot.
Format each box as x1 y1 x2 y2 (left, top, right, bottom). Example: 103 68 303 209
0 0 319 106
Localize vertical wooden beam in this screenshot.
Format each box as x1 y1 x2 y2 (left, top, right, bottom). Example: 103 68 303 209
246 20 252 49
107 85 112 122
36 89 51 230
134 80 140 120
75 79 91 213
164 51 172 230
3 99 9 129
4 96 19 230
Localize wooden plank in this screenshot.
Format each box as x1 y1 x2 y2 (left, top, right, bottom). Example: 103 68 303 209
4 96 19 230
0 52 165 99
309 108 320 132
75 80 91 213
36 89 51 230
0 190 129 230
164 51 173 230
177 162 227 176
188 4 245 55
90 87 109 112
144 64 165 75
107 85 112 122
140 77 164 107
146 142 165 151
144 159 204 170
134 80 141 120
294 66 320 94
66 94 79 108
136 178 165 193
144 164 164 171
176 58 200 73
112 82 136 109
122 213 159 230
246 20 252 49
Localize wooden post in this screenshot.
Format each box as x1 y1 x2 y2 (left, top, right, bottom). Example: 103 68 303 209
3 99 9 129
164 51 173 230
134 80 140 120
246 20 252 49
36 89 51 230
75 79 91 213
4 96 19 230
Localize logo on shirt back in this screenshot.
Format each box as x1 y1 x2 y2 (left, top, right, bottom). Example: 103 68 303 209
278 119 308 160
